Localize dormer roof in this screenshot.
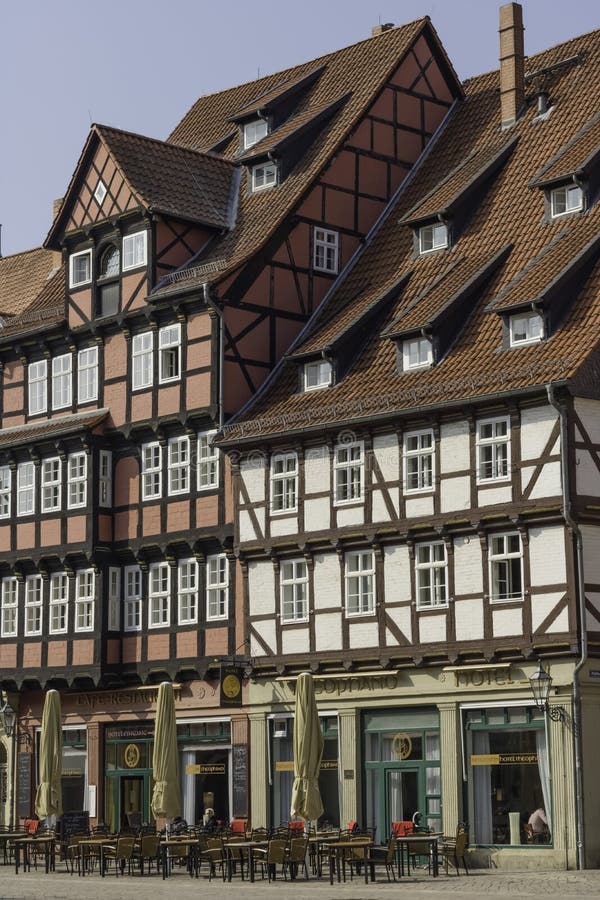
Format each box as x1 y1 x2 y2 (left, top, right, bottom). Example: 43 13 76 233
529 110 600 187
227 66 327 122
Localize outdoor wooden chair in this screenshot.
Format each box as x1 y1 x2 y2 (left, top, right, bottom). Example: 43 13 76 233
284 835 309 879
437 824 469 875
198 836 225 880
254 838 288 881
366 834 398 882
132 833 161 875
102 835 136 876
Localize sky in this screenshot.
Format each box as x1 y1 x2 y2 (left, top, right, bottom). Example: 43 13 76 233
1 0 598 257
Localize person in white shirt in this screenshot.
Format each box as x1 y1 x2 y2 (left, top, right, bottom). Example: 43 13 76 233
528 807 548 837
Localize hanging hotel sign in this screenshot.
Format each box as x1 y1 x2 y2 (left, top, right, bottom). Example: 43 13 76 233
185 763 226 775
220 666 243 708
471 753 538 766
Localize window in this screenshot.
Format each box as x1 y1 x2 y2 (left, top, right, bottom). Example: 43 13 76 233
99 450 112 507
345 550 375 616
334 440 364 504
75 569 95 631
178 559 198 625
0 466 11 519
418 222 448 254
489 532 523 602
124 566 142 632
404 429 434 493
149 562 170 628
28 359 47 415
141 443 162 500
108 567 120 631
24 575 42 636
477 417 510 483
280 559 308 623
270 451 298 513
197 431 219 490
49 572 68 634
52 353 72 410
78 346 98 403
509 312 543 347
100 245 120 277
67 452 87 509
251 162 277 192
69 249 92 287
94 180 107 205
550 184 583 218
402 337 433 370
168 436 189 495
1 577 18 637
415 542 448 609
206 554 228 620
243 118 268 149
303 360 332 391
132 332 153 390
97 245 120 317
41 457 61 512
17 461 35 516
313 227 339 274
159 324 181 383
122 231 147 270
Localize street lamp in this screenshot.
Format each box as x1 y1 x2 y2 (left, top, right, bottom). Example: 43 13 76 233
0 700 31 745
529 660 567 723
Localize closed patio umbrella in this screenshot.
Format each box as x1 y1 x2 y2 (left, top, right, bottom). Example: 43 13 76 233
35 689 63 822
151 682 181 822
291 671 324 822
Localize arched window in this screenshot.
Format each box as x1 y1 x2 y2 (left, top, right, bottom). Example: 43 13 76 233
96 243 120 318
101 245 120 278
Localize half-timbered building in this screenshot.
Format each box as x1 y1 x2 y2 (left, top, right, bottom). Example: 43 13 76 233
221 5 600 868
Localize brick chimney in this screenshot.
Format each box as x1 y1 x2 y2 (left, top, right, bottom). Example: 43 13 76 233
371 23 394 37
499 2 525 128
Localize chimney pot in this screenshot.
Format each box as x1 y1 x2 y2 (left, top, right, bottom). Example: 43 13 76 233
499 2 525 128
371 23 394 37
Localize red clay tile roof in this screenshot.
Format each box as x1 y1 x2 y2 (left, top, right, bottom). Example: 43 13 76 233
228 66 327 121
0 248 59 318
530 110 600 186
0 265 65 339
0 408 108 451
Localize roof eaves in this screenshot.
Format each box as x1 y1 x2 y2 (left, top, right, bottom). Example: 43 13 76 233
0 408 109 452
227 65 327 122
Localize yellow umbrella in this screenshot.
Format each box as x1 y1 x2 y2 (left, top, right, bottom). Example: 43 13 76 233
35 689 62 821
291 672 324 822
151 682 181 821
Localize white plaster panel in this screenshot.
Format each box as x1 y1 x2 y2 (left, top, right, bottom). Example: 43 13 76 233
349 620 379 649
239 508 265 544
372 487 400 522
304 446 330 493
383 545 412 605
269 516 298 537
336 505 364 527
440 420 470 473
547 607 569 633
440 476 470 512
477 485 512 507
531 592 567 633
575 398 600 444
241 458 266 503
248 560 275 616
576 453 600 498
529 525 566 587
405 495 434 518
282 628 310 655
454 536 483 596
304 497 331 532
384 605 413 645
250 619 277 657
520 405 558 459
373 433 400 481
418 614 446 644
313 553 341 610
315 612 343 650
581 525 600 584
492 606 523 637
454 599 484 641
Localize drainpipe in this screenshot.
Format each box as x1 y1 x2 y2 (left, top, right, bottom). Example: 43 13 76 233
546 383 586 870
203 282 224 430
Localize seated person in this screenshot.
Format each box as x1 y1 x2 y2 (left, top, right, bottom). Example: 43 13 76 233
527 807 548 840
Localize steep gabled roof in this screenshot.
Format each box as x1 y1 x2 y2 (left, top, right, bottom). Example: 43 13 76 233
0 247 59 318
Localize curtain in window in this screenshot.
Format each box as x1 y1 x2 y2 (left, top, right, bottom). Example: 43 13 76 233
181 750 196 825
473 732 493 843
536 729 552 835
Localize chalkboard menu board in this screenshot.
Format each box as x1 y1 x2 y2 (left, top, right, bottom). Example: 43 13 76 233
59 811 90 841
232 744 248 818
16 753 31 818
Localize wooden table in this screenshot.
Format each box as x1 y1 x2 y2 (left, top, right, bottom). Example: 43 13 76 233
160 837 200 879
396 834 440 877
76 836 116 877
0 832 27 866
327 838 372 884
13 835 56 875
222 839 268 882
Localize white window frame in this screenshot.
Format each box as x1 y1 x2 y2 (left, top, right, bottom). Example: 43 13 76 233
550 184 583 218
280 559 309 623
52 353 73 410
251 162 277 192
108 566 120 631
489 532 524 603
303 360 332 391
168 436 190 496
1 577 18 638
313 227 339 274
476 416 510 484
17 461 35 517
24 574 43 636
418 222 448 254
415 542 448 610
270 451 298 514
404 429 434 494
99 450 112 508
141 443 162 500
149 562 170 629
41 457 62 513
206 554 229 621
197 431 219 491
0 465 11 519
124 565 142 632
94 180 107 205
77 346 98 403
122 231 147 271
67 452 87 509
403 336 433 370
178 558 198 625
49 572 69 635
158 324 181 384
75 569 95 632
509 312 544 347
243 118 268 149
28 359 48 415
69 249 92 288
132 332 153 391
334 440 364 505
345 549 375 617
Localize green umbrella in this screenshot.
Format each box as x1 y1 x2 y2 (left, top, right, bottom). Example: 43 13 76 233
151 682 181 821
35 689 63 820
291 672 324 822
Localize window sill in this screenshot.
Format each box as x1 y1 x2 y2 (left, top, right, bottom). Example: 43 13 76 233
415 603 449 613
270 508 298 517
334 498 365 508
476 478 511 488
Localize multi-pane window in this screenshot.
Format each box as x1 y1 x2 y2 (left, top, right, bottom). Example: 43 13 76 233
122 231 147 270
69 249 92 287
243 119 268 149
345 550 375 616
67 453 87 508
489 533 523 602
403 337 433 370
550 184 583 218
251 162 277 191
28 359 47 415
477 417 510 483
415 542 448 609
141 443 162 500
270 452 298 513
124 566 142 632
313 227 339 273
24 575 42 636
509 312 543 347
108 567 120 631
159 324 181 383
0 466 11 519
149 562 170 628
49 572 69 634
41 457 61 512
418 222 448 254
132 332 153 390
52 353 73 410
178 559 198 625
75 570 95 631
78 346 98 403
206 554 228 620
303 360 332 391
17 461 35 516
197 431 219 490
280 559 308 622
404 429 434 493
99 450 112 507
1 577 18 638
334 440 364 504
168 436 190 495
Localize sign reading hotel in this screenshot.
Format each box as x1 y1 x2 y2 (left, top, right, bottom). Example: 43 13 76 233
185 763 227 775
471 753 538 766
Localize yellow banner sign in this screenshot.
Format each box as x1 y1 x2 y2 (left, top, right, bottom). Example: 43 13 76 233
185 764 226 775
275 760 338 772
471 753 538 766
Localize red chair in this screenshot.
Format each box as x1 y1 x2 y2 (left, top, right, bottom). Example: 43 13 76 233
392 821 414 837
288 820 304 834
230 819 247 835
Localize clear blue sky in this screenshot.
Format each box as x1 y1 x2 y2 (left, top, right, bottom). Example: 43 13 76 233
1 0 598 257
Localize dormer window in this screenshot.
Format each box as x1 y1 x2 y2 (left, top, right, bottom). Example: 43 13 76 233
509 311 543 346
251 162 278 192
69 249 92 288
303 359 332 391
402 337 433 371
550 184 583 218
418 222 448 255
243 119 268 149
